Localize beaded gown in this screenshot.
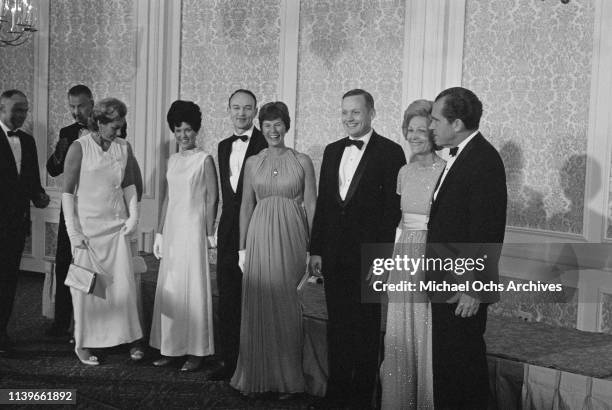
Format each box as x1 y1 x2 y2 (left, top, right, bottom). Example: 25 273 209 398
230 148 307 394
150 148 214 357
380 156 445 410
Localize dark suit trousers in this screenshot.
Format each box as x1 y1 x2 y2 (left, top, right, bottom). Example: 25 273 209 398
53 208 73 330
0 226 26 337
324 250 381 408
432 302 489 409
216 237 242 370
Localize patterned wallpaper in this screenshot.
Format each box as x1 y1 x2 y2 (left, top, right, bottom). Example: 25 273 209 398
294 0 406 174
47 0 137 187
463 0 594 234
0 38 35 134
490 276 578 329
179 0 282 156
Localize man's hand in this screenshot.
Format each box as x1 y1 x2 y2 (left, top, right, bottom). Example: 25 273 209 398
33 192 50 208
309 255 322 277
449 292 480 318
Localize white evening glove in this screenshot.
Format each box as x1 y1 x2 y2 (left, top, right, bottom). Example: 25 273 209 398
61 193 88 250
207 235 217 249
394 227 402 244
121 185 139 236
153 233 163 259
238 249 246 272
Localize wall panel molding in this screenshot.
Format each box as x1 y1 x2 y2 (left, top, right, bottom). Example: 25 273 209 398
278 0 300 148
587 0 612 242
401 0 465 157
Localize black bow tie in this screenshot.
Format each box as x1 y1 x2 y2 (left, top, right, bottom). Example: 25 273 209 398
345 138 364 150
230 134 248 143
7 130 19 137
449 147 459 157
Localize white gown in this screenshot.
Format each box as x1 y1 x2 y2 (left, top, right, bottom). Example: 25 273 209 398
71 134 143 348
149 148 214 357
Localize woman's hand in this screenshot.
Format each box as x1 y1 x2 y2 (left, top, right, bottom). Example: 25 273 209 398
121 217 138 237
61 192 88 250
121 185 139 237
69 232 88 250
238 249 246 272
153 233 163 259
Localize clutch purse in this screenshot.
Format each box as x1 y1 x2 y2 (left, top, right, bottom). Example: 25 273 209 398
65 244 103 294
65 262 97 294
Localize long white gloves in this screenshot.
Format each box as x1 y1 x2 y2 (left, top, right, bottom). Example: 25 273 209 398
238 249 246 272
61 193 88 250
121 185 139 237
153 233 163 259
395 227 402 244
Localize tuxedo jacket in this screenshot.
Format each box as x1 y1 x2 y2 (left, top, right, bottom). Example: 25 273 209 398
217 128 267 259
310 132 406 279
426 133 507 303
0 128 45 238
46 122 82 177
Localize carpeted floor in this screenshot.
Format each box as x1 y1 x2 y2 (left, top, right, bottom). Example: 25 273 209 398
0 255 319 409
6 255 612 408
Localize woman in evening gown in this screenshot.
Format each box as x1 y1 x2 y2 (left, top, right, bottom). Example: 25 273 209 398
61 97 143 366
150 100 218 372
380 99 445 409
230 101 317 397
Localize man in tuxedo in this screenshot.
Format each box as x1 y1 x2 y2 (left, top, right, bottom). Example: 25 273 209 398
309 89 406 408
426 87 507 409
45 85 93 338
210 89 267 380
0 89 50 355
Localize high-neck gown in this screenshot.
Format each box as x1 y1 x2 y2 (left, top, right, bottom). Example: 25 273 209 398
380 156 445 410
71 134 142 348
230 148 308 394
150 148 214 357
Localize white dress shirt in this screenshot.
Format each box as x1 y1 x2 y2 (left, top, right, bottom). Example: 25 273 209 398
229 125 255 192
338 129 373 200
1 120 21 175
432 130 479 201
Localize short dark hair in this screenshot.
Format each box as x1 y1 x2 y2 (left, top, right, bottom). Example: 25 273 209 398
0 89 26 100
67 84 93 100
228 89 257 108
258 101 290 131
434 87 482 130
342 89 374 112
166 100 202 132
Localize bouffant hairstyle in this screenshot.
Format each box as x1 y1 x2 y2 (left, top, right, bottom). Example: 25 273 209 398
166 100 202 132
90 97 127 131
402 99 439 151
258 101 291 131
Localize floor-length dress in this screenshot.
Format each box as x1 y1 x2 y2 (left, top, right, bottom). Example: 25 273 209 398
149 149 214 357
230 148 308 394
71 134 142 348
380 157 445 409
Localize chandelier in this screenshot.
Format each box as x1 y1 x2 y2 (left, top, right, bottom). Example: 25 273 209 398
0 0 37 47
